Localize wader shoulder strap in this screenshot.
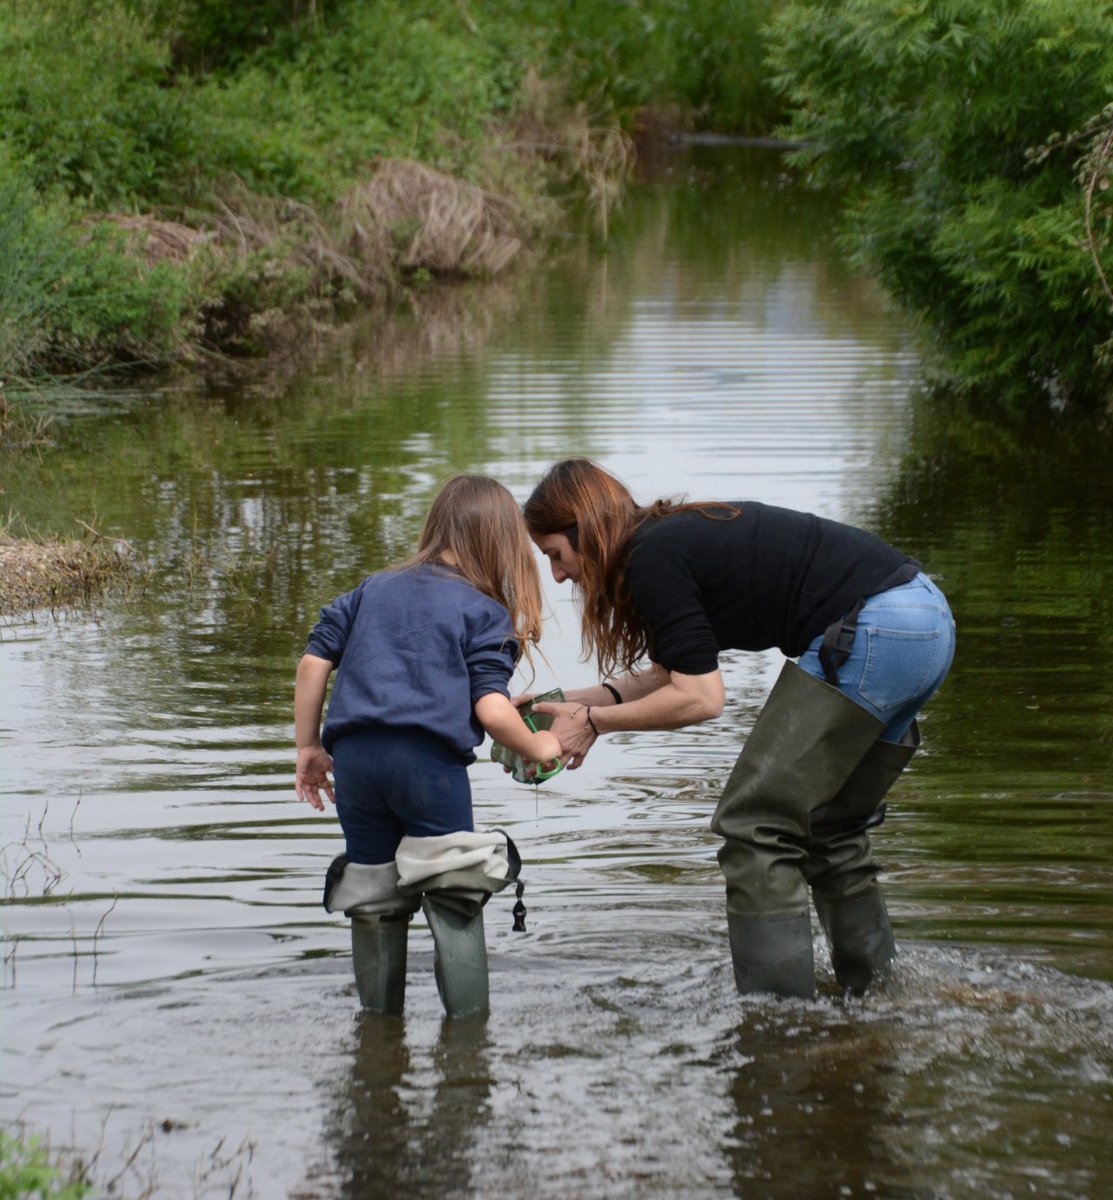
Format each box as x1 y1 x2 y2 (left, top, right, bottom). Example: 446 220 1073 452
818 598 865 687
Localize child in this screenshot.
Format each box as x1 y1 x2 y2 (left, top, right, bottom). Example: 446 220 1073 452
295 474 561 1018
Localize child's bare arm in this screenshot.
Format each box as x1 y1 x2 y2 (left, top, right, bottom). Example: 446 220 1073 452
474 692 561 764
295 653 336 810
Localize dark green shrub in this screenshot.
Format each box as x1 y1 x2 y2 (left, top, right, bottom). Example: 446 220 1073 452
0 2 200 207
653 0 786 132
484 0 785 132
769 0 1113 412
139 0 334 72
0 168 190 377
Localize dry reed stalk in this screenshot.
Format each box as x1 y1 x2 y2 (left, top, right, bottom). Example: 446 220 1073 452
205 182 378 298
0 527 133 615
339 159 528 278
498 67 635 238
100 215 212 267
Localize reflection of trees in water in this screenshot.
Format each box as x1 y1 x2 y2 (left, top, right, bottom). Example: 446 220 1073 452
872 395 1113 744
727 1014 912 1200
3 145 921 730
329 1016 494 1200
866 395 1113 963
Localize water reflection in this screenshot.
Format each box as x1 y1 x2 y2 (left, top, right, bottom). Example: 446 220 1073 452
331 1016 494 1200
2 145 1112 1198
727 1011 912 1200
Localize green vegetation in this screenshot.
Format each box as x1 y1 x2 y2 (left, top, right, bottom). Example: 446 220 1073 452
0 0 784 385
768 0 1113 414
4 0 1109 418
0 1131 88 1199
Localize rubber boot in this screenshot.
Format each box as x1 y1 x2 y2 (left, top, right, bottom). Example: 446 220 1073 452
711 661 884 997
394 830 523 1019
726 913 816 999
812 890 895 996
323 857 419 1015
351 911 411 1015
806 723 919 994
421 894 490 1019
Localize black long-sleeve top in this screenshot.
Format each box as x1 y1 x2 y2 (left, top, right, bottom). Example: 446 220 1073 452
624 503 919 673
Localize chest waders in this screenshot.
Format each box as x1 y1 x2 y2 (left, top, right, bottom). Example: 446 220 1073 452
711 629 918 997
325 832 523 1019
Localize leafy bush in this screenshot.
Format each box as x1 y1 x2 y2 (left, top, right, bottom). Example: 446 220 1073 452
768 0 1113 412
0 2 200 207
0 167 190 377
193 3 529 203
139 0 336 72
483 0 786 132
651 0 786 132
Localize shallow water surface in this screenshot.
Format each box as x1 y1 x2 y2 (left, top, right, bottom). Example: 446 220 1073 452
2 147 1112 1198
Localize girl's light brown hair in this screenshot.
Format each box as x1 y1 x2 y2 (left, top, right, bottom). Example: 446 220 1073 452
523 459 737 676
405 474 543 667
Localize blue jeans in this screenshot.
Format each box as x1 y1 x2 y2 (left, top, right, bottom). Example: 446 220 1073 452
797 573 955 742
331 727 475 865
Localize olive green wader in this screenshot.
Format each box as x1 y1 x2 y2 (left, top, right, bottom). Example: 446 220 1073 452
324 859 420 1016
806 721 919 993
710 661 888 998
397 831 522 1020
325 832 522 1019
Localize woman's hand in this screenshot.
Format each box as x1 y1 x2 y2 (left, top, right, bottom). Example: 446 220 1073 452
530 700 598 769
296 745 335 811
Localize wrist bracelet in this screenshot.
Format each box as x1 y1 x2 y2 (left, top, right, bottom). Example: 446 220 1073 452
601 681 622 705
584 706 599 737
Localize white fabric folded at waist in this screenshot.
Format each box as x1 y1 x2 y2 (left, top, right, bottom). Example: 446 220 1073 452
396 831 510 888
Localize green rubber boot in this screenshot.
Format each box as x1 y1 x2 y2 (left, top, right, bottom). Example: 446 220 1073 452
421 894 490 1019
725 912 816 999
711 661 884 997
350 911 411 1016
812 890 895 996
806 723 919 994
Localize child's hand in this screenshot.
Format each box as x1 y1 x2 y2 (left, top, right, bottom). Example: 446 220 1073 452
531 730 562 766
511 691 535 709
530 701 596 769
296 745 335 811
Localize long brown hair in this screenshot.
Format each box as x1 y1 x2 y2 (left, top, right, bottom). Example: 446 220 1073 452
523 459 737 676
404 474 544 667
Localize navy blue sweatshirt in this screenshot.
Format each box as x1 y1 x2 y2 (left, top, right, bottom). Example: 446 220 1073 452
304 563 518 760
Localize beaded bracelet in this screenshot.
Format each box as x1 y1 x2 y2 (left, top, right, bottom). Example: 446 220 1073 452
575 704 600 737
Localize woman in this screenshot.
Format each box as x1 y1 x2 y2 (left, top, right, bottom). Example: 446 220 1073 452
523 459 955 998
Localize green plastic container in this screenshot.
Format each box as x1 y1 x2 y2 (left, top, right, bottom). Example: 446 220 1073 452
490 687 565 785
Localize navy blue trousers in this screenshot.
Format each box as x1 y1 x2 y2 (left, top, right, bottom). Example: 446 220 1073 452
330 727 474 865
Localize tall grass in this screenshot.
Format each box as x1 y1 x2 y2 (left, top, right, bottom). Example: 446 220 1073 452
0 1130 89 1198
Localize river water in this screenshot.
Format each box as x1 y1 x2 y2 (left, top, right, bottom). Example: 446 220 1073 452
2 146 1112 1199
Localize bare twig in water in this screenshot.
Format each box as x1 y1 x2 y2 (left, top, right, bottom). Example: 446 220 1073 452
91 894 118 987
70 911 78 995
4 935 16 988
68 793 82 858
101 1124 157 1197
2 799 68 899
